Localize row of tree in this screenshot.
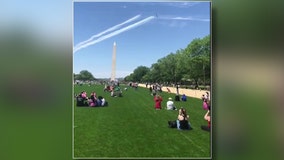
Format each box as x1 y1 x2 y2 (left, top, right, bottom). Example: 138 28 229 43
124 35 210 86
74 70 95 81
73 35 210 86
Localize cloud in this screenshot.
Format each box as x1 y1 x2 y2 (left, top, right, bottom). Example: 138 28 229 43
73 16 155 53
171 16 210 22
164 2 199 8
159 15 209 22
157 15 209 28
168 21 187 28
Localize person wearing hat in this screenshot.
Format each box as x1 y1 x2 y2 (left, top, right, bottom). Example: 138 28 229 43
166 97 177 110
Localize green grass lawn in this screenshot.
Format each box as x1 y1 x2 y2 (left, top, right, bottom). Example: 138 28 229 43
74 84 211 158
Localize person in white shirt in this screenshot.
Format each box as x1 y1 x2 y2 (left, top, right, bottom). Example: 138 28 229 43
166 97 177 110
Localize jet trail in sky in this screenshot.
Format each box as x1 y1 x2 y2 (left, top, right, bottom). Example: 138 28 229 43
74 16 155 53
74 14 141 49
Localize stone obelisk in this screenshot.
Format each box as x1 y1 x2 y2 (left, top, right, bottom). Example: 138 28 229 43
110 42 116 81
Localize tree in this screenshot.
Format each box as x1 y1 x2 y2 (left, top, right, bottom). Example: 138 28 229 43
74 73 81 81
131 66 150 82
149 63 162 83
157 53 180 83
124 35 210 86
74 70 95 81
124 73 134 82
175 49 190 82
184 35 210 85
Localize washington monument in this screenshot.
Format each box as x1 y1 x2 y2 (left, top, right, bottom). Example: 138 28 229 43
110 42 116 81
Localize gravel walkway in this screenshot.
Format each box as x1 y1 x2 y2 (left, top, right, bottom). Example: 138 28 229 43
138 84 210 99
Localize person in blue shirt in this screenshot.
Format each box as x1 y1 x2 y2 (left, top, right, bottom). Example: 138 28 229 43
181 94 187 101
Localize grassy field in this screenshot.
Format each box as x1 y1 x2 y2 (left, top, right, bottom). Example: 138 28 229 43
73 84 211 158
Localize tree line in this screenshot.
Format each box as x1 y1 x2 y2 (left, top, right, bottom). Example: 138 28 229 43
73 35 210 87
74 70 96 81
124 35 210 86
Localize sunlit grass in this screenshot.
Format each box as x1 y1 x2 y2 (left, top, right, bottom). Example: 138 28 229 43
74 84 210 158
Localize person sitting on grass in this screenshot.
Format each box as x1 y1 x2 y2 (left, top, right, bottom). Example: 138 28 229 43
166 97 177 110
181 94 187 101
201 107 211 132
76 93 88 106
88 92 96 107
81 91 87 99
167 107 192 130
100 96 108 106
177 108 192 130
111 90 114 97
96 96 102 106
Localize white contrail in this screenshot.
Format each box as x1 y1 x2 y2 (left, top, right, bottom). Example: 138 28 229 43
74 14 141 49
171 16 209 22
74 16 155 53
159 16 209 22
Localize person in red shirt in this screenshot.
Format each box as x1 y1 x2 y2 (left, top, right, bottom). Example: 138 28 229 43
154 94 163 110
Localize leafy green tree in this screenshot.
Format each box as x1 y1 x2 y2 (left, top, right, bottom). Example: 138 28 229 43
149 63 162 83
124 73 134 82
124 35 210 86
75 70 95 81
131 66 150 82
157 53 179 83
74 73 81 82
175 49 190 82
141 73 151 83
184 35 210 85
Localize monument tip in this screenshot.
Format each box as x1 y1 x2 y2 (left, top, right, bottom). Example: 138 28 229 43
114 42 116 46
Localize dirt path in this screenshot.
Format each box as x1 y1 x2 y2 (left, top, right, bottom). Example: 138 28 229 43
138 84 210 99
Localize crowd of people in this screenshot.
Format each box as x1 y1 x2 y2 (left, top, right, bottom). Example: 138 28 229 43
104 84 122 97
148 83 163 96
76 91 108 107
153 92 210 132
167 106 210 132
75 82 211 132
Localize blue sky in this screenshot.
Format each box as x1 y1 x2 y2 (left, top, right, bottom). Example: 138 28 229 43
73 1 211 78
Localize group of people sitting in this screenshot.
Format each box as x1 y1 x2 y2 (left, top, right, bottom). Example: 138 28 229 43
164 92 210 132
111 86 122 97
76 91 108 107
104 85 122 97
174 94 187 101
153 94 185 110
152 93 210 131
168 107 211 132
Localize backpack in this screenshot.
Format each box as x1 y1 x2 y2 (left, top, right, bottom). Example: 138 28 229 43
179 119 190 130
168 121 177 128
